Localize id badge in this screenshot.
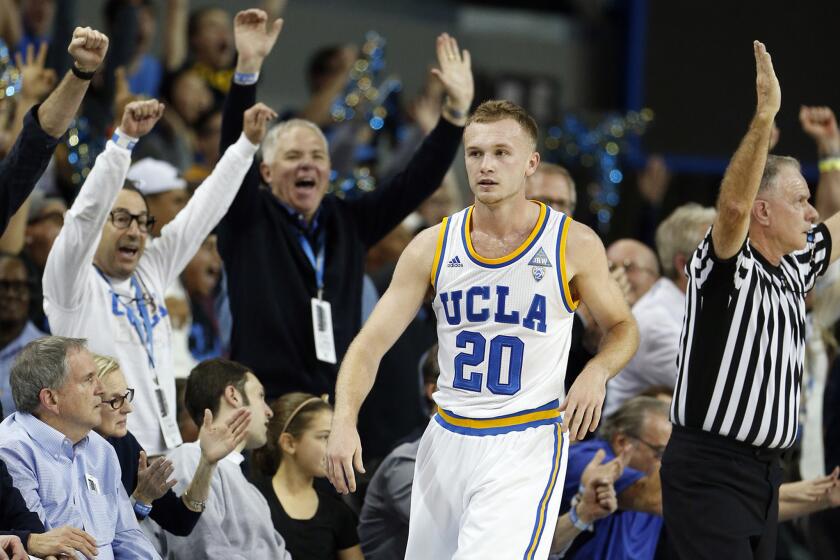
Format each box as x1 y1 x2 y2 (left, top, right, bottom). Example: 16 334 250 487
85 473 101 494
311 298 337 364
155 386 183 449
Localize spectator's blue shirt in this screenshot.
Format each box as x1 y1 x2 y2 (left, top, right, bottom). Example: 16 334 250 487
0 412 160 559
127 54 163 98
560 439 662 560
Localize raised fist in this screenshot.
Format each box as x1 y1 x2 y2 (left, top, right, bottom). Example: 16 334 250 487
800 106 840 155
68 27 109 73
243 102 278 144
120 100 165 139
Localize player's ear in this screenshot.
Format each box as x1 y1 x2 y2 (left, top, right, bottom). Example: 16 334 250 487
525 150 540 178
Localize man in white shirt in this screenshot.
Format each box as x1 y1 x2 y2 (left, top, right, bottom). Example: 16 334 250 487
605 204 715 416
43 99 275 455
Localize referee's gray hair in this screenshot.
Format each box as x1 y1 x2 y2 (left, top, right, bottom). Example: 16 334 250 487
655 203 716 279
11 336 88 414
260 119 330 166
600 396 669 443
758 155 801 194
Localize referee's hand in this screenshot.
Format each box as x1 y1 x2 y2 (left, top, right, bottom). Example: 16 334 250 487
559 364 609 441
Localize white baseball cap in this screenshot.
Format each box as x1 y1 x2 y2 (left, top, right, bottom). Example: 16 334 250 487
127 159 187 196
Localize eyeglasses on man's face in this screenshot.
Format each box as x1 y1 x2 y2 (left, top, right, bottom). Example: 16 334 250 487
102 388 135 410
632 435 666 459
109 210 156 233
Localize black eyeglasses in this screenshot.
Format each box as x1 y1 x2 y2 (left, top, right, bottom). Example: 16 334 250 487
632 435 666 459
102 388 135 410
109 210 156 233
0 279 34 295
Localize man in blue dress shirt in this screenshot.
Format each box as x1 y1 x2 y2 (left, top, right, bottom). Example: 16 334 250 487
0 336 160 559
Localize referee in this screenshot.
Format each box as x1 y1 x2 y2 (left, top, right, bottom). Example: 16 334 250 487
660 41 840 560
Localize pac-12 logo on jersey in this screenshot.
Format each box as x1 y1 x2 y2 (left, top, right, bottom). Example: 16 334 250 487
528 247 552 282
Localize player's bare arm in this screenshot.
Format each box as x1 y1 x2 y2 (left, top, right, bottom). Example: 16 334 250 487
711 41 780 260
326 224 440 494
561 221 639 441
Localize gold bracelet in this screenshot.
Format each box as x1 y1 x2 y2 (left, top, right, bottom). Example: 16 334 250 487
182 491 206 512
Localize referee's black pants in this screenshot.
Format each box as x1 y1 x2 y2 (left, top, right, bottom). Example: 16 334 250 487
660 425 783 560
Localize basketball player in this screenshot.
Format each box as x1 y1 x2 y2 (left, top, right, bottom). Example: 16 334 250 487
327 99 638 559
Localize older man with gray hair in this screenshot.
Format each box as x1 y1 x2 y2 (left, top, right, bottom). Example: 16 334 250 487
0 336 161 559
605 203 716 415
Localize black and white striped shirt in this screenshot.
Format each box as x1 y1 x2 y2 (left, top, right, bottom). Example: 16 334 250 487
671 223 832 449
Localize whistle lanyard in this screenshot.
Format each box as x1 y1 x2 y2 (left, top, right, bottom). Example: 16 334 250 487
297 230 326 298
95 267 158 370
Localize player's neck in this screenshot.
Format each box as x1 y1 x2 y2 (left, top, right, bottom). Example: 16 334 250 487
472 197 539 238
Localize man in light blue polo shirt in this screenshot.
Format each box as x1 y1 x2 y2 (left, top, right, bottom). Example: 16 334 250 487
0 336 160 559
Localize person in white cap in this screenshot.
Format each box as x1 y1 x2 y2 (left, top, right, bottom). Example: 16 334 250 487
43 98 277 457
127 159 190 238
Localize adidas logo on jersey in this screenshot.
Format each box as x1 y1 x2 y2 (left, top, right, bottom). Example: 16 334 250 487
447 256 464 268
527 247 552 268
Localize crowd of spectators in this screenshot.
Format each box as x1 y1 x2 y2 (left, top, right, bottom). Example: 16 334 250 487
0 2 839 559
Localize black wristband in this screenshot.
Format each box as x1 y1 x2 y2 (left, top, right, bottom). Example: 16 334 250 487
71 64 96 81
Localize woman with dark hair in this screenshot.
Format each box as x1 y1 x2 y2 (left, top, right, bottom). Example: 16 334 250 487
252 393 363 560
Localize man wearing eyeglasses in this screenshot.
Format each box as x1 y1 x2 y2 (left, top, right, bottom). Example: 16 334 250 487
556 397 669 560
0 253 44 419
43 98 276 457
0 336 161 559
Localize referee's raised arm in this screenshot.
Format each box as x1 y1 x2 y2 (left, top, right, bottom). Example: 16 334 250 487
711 41 780 260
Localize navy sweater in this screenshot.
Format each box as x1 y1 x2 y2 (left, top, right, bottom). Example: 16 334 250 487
0 458 44 549
218 81 463 399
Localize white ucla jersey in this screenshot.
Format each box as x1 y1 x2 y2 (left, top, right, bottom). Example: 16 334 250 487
430 202 578 418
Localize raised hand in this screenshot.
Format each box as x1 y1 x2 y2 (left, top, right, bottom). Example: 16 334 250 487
234 9 284 73
580 447 628 488
199 407 251 464
120 99 165 138
431 33 474 122
754 41 780 120
326 421 365 494
27 526 99 560
68 27 109 73
559 363 609 441
15 42 57 103
133 450 177 504
243 102 278 145
800 106 840 156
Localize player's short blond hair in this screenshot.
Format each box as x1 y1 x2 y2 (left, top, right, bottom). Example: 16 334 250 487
466 100 538 149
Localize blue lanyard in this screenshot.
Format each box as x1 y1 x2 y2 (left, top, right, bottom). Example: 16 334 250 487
95 268 158 369
297 230 326 297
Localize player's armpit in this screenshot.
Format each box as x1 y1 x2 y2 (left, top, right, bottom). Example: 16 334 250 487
617 471 662 515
